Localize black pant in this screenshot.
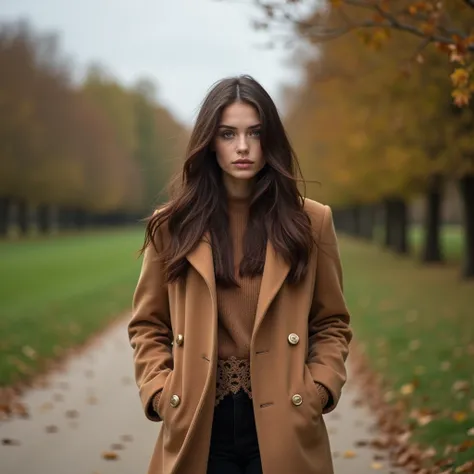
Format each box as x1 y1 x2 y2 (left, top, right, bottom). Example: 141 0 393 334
207 390 263 474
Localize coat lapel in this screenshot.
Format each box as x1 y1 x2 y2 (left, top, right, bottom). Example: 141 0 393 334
186 234 290 342
186 232 217 304
252 239 290 339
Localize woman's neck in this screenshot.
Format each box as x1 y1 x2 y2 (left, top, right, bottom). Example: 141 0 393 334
222 174 255 200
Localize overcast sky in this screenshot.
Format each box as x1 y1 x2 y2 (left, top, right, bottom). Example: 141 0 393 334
1 0 305 126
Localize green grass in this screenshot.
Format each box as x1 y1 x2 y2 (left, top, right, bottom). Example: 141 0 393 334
409 225 464 263
0 228 145 386
373 224 464 263
341 236 474 468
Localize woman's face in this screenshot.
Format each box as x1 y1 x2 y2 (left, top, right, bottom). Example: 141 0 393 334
214 101 265 194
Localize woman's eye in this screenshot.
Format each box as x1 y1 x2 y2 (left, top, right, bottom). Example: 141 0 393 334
220 131 234 139
250 129 261 138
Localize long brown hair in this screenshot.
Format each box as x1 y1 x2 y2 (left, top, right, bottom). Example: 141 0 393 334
141 75 314 286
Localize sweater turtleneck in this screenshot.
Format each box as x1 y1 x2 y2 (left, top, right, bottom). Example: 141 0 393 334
214 194 263 404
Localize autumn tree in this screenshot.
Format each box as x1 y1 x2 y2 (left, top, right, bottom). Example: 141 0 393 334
0 20 186 237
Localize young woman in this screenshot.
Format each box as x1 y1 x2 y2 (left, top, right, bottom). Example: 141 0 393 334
128 75 352 474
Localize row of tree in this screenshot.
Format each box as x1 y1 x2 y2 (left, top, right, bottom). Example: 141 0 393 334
0 20 186 236
258 1 474 278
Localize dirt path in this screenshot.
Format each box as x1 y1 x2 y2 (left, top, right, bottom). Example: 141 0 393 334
0 319 402 474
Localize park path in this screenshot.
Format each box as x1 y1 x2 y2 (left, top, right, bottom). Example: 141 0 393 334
0 319 403 474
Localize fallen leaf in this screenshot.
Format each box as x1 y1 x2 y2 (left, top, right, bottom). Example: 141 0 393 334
12 402 29 418
371 461 383 470
65 409 79 419
400 383 415 396
371 437 391 450
39 402 54 412
467 427 474 436
418 415 434 426
2 438 21 446
102 451 119 460
452 381 470 393
458 439 474 451
343 450 357 458
22 345 37 359
421 447 437 459
452 411 468 423
87 395 98 405
455 460 474 473
355 439 370 447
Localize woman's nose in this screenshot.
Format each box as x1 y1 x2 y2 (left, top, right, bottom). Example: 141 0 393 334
236 135 249 154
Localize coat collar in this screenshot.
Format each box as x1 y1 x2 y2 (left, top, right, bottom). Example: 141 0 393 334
186 233 290 336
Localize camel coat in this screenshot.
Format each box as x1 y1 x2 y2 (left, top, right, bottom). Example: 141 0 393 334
128 198 352 474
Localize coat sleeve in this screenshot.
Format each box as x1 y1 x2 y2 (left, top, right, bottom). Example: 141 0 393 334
128 223 173 422
307 205 352 414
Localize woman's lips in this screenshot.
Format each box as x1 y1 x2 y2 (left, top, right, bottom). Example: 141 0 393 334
233 160 253 169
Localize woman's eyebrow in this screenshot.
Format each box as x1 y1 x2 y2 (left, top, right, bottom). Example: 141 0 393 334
217 123 261 130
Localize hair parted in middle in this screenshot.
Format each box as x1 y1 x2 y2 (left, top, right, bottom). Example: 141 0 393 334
141 74 315 287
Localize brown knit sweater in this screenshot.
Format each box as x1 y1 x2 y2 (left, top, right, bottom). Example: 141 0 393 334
215 195 262 403
152 196 329 415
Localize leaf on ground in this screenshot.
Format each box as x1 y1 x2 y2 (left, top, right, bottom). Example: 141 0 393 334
458 439 474 451
87 395 98 405
45 425 58 433
2 438 21 446
467 427 474 436
421 446 437 459
371 437 391 449
12 402 29 418
39 402 54 412
101 451 119 460
400 383 415 395
22 345 37 359
455 460 474 473
371 461 384 470
355 439 370 447
452 411 468 422
343 450 357 458
452 380 470 393
65 409 79 419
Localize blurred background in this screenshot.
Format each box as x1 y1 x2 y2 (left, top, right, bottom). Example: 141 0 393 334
0 1 473 472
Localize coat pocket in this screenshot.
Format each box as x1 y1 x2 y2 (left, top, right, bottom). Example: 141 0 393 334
157 369 174 423
303 364 323 420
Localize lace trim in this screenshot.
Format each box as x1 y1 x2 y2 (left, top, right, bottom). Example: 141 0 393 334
215 356 252 405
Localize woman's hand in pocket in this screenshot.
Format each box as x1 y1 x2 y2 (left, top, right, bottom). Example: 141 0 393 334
314 383 330 413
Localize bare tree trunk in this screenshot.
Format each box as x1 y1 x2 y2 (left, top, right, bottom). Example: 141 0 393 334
422 174 444 263
384 198 409 254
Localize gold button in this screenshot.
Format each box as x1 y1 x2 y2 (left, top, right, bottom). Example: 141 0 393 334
292 394 303 406
170 394 181 408
175 334 184 346
288 333 300 345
